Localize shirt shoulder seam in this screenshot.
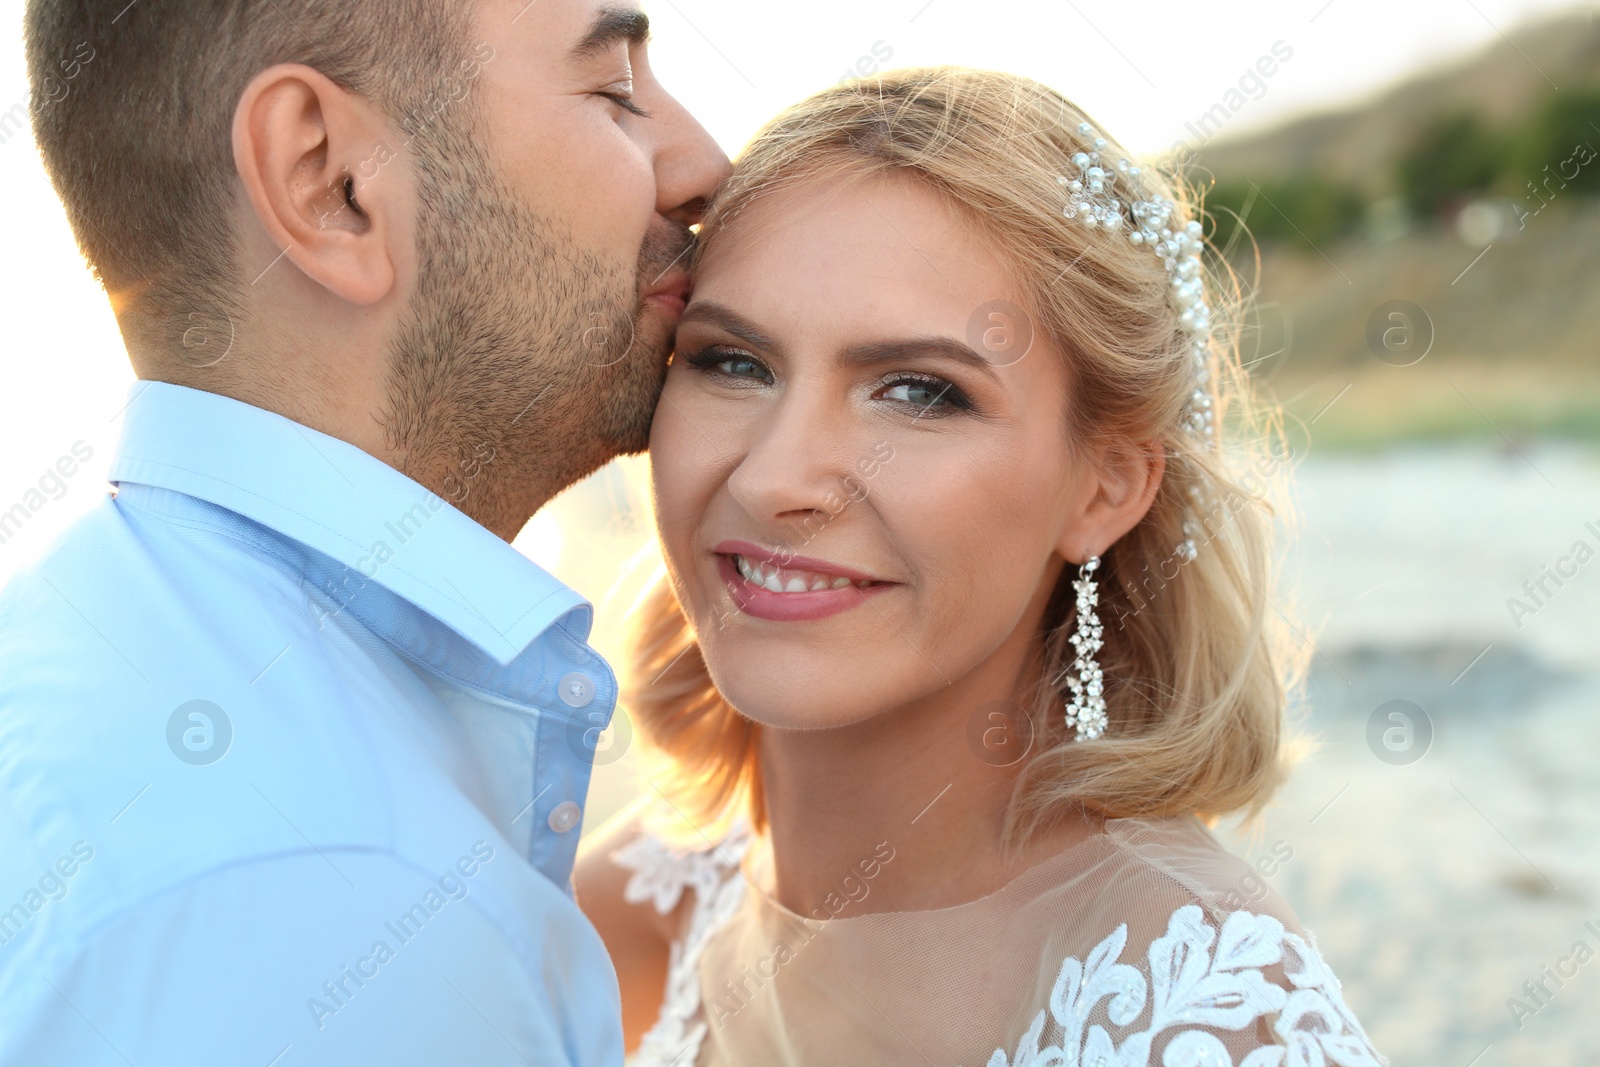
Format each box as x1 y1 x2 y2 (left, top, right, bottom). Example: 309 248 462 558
40 844 556 984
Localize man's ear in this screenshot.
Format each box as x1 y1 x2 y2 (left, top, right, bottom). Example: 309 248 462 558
232 64 398 305
1058 437 1166 563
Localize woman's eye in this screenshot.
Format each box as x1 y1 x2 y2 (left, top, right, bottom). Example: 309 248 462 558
878 376 969 415
718 356 770 381
684 347 774 384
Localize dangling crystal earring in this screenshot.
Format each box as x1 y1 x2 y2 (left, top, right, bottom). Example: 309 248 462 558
1063 555 1108 742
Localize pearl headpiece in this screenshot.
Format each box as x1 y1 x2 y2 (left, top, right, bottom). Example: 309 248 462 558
1056 122 1216 564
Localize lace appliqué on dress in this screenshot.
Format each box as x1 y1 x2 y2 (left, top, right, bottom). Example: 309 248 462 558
978 905 1387 1067
614 822 752 1067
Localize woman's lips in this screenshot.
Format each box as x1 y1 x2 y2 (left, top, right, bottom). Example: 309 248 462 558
713 548 894 623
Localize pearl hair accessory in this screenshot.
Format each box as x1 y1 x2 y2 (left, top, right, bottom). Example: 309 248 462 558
1053 124 1224 741
1057 121 1216 566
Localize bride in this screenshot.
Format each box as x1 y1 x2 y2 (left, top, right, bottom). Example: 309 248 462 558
575 67 1386 1066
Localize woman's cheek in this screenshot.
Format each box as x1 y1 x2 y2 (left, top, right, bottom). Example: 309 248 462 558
890 450 1034 624
650 420 695 557
653 394 722 607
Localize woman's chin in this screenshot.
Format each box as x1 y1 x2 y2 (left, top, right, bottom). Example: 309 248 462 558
708 669 888 734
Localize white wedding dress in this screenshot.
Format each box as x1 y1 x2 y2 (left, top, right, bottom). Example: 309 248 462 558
611 812 1387 1067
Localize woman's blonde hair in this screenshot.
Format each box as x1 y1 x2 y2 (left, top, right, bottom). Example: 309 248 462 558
626 66 1306 846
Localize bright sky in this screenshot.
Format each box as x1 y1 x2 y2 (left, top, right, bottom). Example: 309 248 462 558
0 0 1585 582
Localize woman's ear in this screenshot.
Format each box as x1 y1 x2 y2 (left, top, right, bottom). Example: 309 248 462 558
1058 437 1166 563
232 63 398 306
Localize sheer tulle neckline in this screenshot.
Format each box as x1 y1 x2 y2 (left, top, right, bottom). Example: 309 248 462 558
734 815 1156 925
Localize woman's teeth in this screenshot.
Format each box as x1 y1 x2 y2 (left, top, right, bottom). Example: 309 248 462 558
732 554 872 593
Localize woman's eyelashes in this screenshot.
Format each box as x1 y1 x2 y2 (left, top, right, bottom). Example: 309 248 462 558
873 372 973 417
681 344 975 417
682 345 773 385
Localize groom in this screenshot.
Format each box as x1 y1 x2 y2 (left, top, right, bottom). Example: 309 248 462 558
1 1 725 1064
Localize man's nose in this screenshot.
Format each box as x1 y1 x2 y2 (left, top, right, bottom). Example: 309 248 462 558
651 91 732 228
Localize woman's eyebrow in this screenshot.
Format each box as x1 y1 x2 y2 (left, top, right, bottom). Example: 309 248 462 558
679 306 1004 381
677 301 783 355
841 337 1001 381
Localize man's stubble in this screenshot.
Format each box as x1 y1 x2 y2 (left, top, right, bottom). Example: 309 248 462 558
381 112 692 538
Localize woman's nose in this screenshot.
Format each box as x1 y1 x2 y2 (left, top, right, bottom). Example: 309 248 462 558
724 387 866 536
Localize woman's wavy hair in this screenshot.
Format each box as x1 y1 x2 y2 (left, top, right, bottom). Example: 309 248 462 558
625 66 1307 847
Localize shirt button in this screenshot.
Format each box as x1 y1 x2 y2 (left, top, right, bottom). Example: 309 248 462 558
558 672 595 708
547 800 582 833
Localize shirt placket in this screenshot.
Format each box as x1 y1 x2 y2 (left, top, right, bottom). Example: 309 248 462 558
525 641 617 892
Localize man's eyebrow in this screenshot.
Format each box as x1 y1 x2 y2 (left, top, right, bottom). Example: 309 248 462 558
841 337 1001 380
677 302 783 357
568 7 651 61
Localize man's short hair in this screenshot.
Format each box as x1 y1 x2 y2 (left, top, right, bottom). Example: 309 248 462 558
24 1 472 348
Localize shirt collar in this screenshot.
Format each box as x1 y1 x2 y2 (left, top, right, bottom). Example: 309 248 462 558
106 380 589 666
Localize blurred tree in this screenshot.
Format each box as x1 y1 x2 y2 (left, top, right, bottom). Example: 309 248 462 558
1204 178 1366 252
1509 88 1600 197
1395 112 1503 219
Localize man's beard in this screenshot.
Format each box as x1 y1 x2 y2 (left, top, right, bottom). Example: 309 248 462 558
380 118 693 536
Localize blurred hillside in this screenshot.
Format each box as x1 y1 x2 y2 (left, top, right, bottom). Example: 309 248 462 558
1188 7 1600 449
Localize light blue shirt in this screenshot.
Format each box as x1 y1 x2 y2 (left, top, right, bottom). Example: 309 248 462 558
0 381 625 1066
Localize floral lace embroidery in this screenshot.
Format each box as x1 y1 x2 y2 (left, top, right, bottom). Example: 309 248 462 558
978 905 1388 1067
616 832 1386 1067
614 822 752 1067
